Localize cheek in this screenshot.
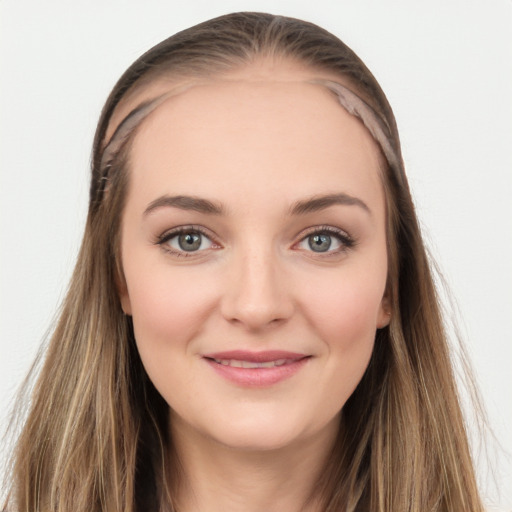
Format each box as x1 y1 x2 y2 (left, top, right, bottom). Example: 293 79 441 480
301 269 385 342
303 275 382 412
297 267 384 389
124 263 219 363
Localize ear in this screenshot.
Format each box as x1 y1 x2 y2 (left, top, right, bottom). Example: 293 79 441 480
119 289 133 316
116 272 132 316
376 294 392 328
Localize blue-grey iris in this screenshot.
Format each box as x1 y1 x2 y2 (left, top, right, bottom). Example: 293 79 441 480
179 232 202 251
308 234 331 252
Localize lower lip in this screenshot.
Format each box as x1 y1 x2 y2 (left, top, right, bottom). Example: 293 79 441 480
204 358 310 387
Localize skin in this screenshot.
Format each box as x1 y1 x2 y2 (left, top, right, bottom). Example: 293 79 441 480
118 62 390 511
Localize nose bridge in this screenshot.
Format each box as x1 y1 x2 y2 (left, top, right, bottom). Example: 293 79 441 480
221 238 292 329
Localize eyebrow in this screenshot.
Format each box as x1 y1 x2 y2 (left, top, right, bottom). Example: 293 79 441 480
143 195 225 216
289 193 371 216
144 193 370 217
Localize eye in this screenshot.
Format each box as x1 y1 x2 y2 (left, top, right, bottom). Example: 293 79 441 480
296 227 354 255
157 227 217 256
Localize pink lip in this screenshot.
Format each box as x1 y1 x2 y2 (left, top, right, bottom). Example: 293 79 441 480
202 350 310 387
204 350 306 362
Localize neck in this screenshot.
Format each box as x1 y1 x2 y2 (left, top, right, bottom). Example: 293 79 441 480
169 415 339 512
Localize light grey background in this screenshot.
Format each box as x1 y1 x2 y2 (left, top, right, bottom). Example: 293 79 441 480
1 1 511 509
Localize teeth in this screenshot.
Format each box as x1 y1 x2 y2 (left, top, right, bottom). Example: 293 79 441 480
213 358 289 368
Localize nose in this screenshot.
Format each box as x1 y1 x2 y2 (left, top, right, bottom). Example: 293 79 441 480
220 245 294 331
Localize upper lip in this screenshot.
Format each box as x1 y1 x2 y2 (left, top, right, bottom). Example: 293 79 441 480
203 350 308 363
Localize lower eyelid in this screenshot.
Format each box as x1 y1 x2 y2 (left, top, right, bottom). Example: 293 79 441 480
296 236 347 251
170 233 212 251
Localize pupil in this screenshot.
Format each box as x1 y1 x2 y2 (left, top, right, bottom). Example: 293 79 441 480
308 234 331 252
179 232 201 251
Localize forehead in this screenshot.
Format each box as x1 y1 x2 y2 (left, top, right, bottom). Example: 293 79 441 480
132 79 377 163
125 77 385 218
106 58 347 142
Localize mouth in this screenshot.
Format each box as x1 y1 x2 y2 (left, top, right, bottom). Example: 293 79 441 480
209 358 292 368
202 350 311 387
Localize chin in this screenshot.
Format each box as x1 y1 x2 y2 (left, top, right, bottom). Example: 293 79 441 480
197 406 338 454
209 422 307 453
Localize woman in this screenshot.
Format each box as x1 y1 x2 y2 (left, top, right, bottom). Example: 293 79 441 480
3 12 485 511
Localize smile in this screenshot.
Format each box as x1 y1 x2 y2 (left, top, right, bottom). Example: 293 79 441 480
203 351 310 387
211 358 290 368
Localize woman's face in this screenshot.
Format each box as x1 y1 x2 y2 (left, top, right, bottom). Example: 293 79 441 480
119 67 390 452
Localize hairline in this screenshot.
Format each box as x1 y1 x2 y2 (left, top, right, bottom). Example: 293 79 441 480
100 76 400 193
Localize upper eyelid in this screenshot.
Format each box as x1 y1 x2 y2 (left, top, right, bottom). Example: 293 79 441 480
158 224 218 242
156 224 352 240
295 225 352 240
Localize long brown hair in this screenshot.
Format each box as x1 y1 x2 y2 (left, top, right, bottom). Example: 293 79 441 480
4 12 484 511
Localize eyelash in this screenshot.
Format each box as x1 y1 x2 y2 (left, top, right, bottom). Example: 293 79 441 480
156 225 220 258
295 225 356 257
155 224 356 258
